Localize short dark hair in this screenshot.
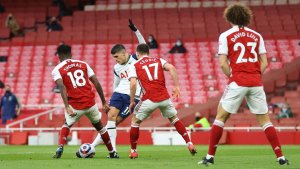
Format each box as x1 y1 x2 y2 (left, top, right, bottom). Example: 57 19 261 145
224 4 252 27
111 44 125 54
136 44 149 55
56 44 71 55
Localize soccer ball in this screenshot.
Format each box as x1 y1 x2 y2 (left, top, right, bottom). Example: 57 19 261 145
76 143 95 158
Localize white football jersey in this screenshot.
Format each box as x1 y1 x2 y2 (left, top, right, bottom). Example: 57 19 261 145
113 54 142 98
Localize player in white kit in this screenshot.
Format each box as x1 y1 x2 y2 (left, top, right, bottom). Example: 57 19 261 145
90 20 145 154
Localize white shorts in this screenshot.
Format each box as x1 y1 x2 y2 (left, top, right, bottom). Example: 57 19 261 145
220 82 268 114
65 104 102 126
134 99 177 121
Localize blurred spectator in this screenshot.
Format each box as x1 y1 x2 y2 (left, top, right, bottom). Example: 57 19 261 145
53 0 71 16
0 80 4 88
0 3 5 13
47 17 63 32
169 39 187 54
188 112 210 129
274 102 293 119
147 34 158 49
5 14 24 37
78 0 96 10
0 85 21 125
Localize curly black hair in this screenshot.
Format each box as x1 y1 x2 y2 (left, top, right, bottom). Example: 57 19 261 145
224 4 252 27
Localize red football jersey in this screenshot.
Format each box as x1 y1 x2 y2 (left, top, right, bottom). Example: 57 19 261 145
52 59 95 110
128 56 170 102
218 26 267 87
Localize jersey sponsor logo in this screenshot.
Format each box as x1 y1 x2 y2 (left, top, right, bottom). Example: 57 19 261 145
120 71 129 79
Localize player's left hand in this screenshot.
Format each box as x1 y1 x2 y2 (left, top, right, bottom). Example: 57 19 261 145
128 19 138 32
129 101 136 113
66 106 77 117
172 86 180 100
102 103 110 114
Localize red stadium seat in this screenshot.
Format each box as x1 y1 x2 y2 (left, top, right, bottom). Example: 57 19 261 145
0 28 10 40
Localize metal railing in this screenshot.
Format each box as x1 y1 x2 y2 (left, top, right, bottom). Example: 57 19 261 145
5 108 63 131
23 104 64 109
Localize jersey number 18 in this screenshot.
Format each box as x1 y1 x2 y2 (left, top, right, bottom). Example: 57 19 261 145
67 70 86 88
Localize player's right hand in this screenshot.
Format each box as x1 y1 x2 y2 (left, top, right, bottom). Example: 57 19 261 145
102 103 110 114
172 86 180 100
66 106 76 117
129 101 136 113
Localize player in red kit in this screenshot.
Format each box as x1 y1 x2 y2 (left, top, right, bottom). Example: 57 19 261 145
128 44 197 159
198 4 289 166
51 44 118 159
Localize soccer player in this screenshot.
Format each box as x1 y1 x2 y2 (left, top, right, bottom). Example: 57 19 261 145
198 4 289 166
51 44 118 159
90 19 144 152
128 44 197 159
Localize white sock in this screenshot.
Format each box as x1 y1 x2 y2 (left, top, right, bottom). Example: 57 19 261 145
206 154 214 159
277 156 286 161
187 142 193 146
91 133 103 147
106 120 117 151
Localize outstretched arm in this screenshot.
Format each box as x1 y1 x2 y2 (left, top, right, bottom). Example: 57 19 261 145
55 79 76 117
89 75 109 113
164 63 180 99
128 19 146 44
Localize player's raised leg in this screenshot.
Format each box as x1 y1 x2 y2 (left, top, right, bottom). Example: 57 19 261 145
158 99 197 155
91 115 126 148
198 104 230 165
92 121 119 158
91 132 103 147
87 104 119 158
168 115 197 155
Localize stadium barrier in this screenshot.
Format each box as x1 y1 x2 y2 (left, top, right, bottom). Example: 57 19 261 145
1 107 299 145
1 126 299 145
5 108 61 130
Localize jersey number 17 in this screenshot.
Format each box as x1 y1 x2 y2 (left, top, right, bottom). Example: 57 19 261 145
142 63 158 81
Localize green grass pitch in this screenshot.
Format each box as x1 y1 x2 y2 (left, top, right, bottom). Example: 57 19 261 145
0 145 299 169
